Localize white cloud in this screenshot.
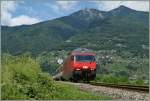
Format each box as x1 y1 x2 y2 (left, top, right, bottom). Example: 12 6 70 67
45 1 79 17
10 15 41 26
95 1 122 11
1 1 17 25
1 1 41 26
1 1 17 12
95 1 149 11
122 1 149 11
56 1 78 10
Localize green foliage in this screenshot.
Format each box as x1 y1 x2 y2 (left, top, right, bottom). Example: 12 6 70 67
1 53 111 100
95 74 129 84
50 83 111 100
94 74 146 86
36 51 68 74
95 51 149 85
1 53 55 99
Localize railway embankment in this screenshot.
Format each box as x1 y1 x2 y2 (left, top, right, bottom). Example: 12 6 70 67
59 81 149 100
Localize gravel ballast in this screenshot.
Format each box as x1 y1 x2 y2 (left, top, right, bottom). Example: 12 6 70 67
59 81 149 100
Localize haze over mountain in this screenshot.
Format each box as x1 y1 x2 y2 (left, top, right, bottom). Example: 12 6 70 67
1 6 149 56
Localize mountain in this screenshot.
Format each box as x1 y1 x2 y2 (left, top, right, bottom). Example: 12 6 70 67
1 6 149 56
59 8 107 29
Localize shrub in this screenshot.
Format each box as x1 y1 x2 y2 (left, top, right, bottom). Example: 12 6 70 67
1 54 56 99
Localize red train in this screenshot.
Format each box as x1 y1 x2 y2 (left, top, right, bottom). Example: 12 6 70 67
53 48 96 82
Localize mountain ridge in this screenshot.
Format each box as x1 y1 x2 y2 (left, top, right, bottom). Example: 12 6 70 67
1 6 149 56
2 5 148 27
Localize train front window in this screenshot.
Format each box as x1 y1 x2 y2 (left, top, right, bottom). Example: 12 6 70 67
75 55 95 62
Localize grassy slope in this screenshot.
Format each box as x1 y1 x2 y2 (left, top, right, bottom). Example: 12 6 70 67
1 54 111 100
52 83 111 100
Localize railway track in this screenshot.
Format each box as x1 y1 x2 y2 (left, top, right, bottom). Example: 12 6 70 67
55 80 149 92
59 81 149 100
90 82 149 92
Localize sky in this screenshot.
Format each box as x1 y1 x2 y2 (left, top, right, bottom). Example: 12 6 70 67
1 0 149 26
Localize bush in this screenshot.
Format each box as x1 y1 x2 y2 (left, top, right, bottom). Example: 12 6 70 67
1 54 56 99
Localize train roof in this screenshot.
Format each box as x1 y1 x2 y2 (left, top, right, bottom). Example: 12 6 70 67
71 48 96 55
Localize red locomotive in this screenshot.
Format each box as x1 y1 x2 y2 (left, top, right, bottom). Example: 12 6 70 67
53 48 96 82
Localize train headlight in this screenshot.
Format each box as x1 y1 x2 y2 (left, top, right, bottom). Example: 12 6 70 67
90 67 95 70
76 68 80 70
83 66 88 69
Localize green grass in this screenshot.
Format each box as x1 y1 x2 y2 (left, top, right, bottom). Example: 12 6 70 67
52 82 111 100
94 74 148 86
94 74 129 84
1 53 111 100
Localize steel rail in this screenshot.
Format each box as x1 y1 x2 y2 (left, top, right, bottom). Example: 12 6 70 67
90 82 149 92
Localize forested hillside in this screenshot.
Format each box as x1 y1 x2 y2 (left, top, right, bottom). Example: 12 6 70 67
1 6 149 57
